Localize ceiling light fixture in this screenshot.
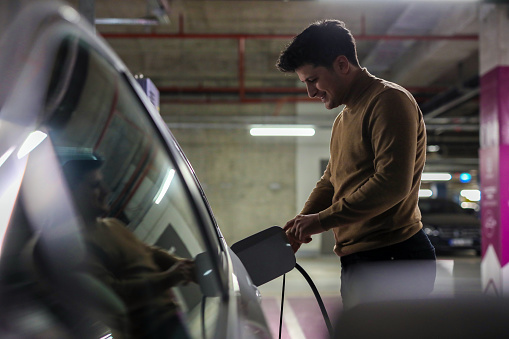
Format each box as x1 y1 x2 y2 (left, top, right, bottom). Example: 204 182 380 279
460 189 481 202
419 189 433 198
249 125 315 137
427 145 440 153
421 172 452 181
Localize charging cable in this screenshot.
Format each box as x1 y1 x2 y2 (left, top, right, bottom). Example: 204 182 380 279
278 263 333 339
278 274 286 339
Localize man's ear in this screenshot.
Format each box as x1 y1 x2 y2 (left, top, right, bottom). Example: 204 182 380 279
332 55 350 74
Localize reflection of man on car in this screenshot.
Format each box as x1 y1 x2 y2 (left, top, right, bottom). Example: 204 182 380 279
63 156 195 339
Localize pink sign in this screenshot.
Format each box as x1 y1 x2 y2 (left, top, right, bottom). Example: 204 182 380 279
480 66 509 266
480 147 500 259
500 145 509 266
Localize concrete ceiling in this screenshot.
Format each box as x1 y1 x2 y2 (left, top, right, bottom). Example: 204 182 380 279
68 0 483 173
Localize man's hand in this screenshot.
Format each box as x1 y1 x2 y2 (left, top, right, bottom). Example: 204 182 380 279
284 213 324 253
284 220 303 253
164 259 196 286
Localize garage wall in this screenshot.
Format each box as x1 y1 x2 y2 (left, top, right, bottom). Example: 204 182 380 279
169 101 337 248
171 128 297 244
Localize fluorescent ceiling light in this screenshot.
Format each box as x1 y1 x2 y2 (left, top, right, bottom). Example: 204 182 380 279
250 125 315 137
427 145 440 153
419 189 433 198
17 131 48 159
421 172 452 181
461 202 479 210
155 169 175 204
460 189 481 202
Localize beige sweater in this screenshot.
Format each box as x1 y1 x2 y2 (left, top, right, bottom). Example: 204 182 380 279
301 69 426 256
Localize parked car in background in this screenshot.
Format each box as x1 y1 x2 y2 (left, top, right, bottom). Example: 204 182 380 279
0 2 278 338
419 198 481 255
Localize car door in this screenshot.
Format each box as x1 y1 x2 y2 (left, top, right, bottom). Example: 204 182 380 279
0 2 270 338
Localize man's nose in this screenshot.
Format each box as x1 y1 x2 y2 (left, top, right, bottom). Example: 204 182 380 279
306 84 317 98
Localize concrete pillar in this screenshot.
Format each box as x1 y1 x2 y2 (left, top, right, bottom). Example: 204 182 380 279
295 102 333 254
479 4 509 296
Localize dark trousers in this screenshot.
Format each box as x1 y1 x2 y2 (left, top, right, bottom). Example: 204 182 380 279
340 229 436 310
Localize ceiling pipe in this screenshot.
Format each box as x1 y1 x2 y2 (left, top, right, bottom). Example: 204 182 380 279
159 87 307 94
421 76 478 112
158 86 441 105
424 88 480 120
101 13 477 41
160 97 318 105
158 86 443 94
98 14 475 107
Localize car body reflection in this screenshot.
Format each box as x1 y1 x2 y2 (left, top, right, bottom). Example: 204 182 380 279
0 2 272 338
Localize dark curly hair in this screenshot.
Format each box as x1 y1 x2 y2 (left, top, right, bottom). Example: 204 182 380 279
276 19 360 73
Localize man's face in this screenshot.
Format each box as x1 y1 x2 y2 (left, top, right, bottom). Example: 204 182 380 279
296 63 347 110
74 169 110 219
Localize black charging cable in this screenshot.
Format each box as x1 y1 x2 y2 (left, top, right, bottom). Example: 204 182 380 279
278 263 333 339
278 274 286 339
201 295 207 339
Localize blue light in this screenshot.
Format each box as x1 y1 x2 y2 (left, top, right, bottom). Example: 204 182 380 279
459 172 472 183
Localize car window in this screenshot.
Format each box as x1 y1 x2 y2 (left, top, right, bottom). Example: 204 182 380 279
23 34 224 339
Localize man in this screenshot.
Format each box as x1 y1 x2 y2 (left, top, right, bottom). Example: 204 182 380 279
63 157 195 338
277 20 436 309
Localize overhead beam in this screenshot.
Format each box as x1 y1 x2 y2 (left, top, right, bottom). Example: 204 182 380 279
424 88 480 120
102 15 477 41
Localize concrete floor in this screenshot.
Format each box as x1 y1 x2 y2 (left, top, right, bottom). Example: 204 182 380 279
258 250 482 339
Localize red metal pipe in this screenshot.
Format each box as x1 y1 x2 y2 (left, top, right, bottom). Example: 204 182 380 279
157 86 443 94
158 86 439 105
160 97 318 105
160 96 430 105
99 17 457 106
158 86 305 94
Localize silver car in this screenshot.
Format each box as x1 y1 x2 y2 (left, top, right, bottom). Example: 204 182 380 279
0 2 282 338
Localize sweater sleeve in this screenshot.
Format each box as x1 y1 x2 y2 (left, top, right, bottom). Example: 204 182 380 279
319 90 421 230
151 247 182 270
85 252 175 302
107 219 182 269
85 219 183 301
300 161 335 215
